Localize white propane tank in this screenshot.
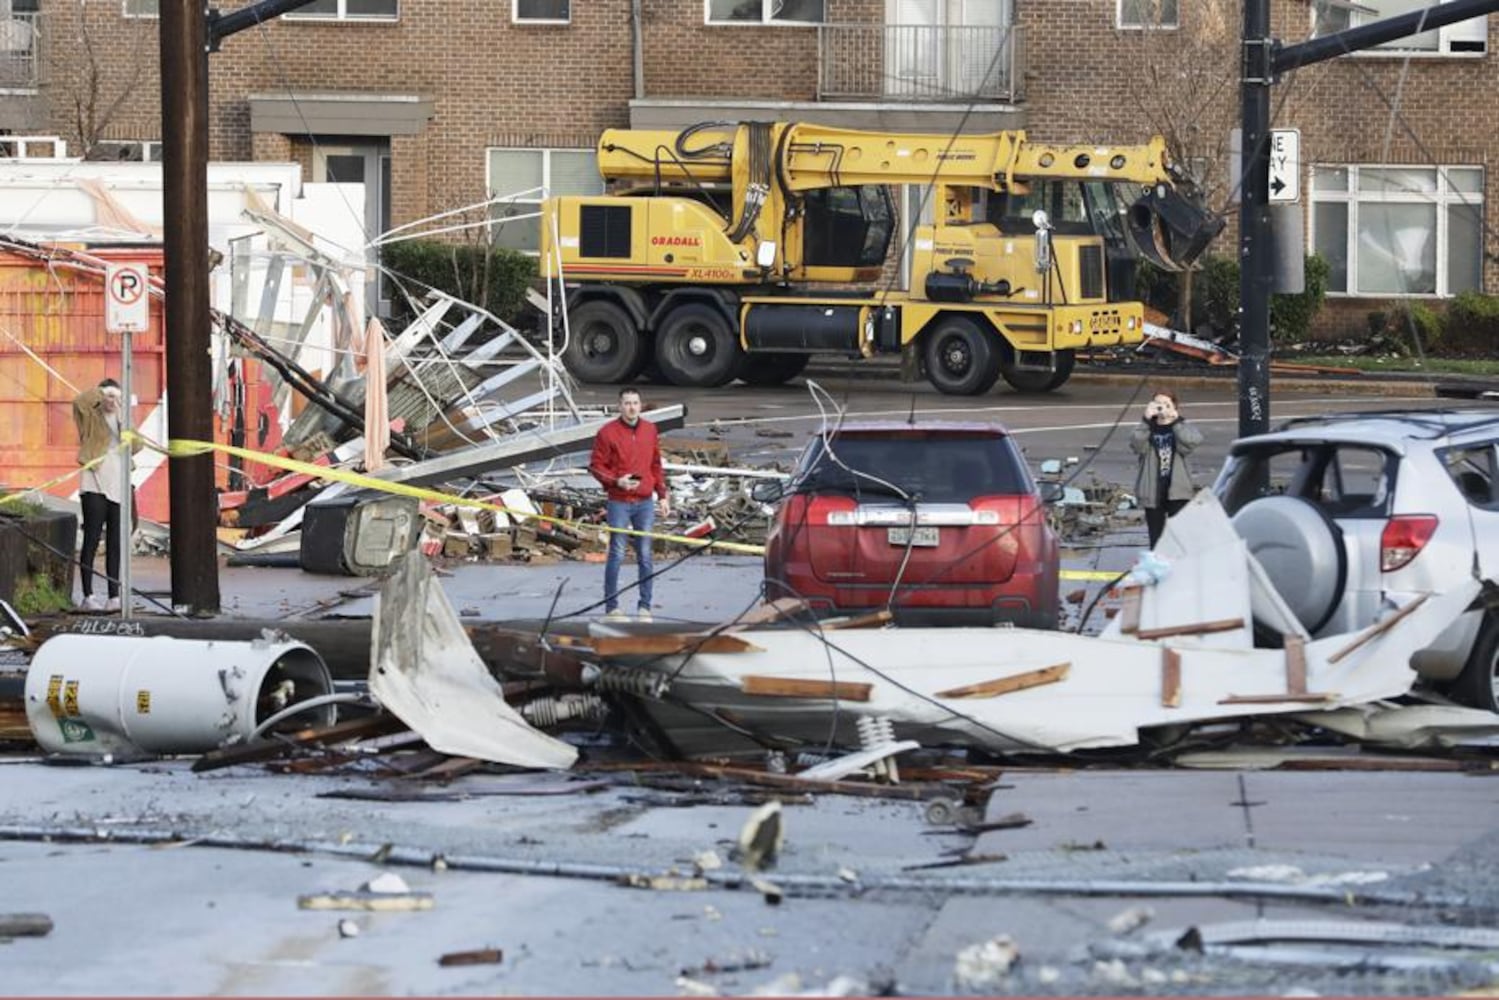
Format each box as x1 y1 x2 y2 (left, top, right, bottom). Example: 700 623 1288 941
24 633 336 757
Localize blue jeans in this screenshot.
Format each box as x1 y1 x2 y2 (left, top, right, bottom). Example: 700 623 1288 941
604 499 655 612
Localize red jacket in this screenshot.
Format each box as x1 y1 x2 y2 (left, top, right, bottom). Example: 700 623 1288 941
589 416 666 503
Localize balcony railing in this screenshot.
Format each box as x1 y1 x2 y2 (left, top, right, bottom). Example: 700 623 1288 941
818 23 1025 104
0 11 39 91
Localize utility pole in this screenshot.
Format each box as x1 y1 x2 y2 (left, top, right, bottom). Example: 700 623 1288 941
157 0 322 616
1237 0 1499 439
159 0 215 615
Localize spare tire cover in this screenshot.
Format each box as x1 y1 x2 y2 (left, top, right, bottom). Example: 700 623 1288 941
1230 495 1348 635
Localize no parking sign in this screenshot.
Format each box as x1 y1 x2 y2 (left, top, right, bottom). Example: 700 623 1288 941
105 264 149 334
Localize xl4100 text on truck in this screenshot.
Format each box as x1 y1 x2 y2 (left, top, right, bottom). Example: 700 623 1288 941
541 121 1222 395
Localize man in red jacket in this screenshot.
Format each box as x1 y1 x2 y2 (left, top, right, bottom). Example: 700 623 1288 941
589 388 671 621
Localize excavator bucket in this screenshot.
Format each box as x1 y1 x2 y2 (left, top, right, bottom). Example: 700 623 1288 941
1125 185 1225 272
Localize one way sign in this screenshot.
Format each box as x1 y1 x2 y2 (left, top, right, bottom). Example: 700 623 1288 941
1268 128 1300 203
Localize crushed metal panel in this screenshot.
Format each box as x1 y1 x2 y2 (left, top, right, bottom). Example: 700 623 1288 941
1288 702 1499 749
370 551 577 769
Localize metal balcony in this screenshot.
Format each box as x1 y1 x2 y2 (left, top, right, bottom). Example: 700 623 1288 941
817 23 1025 104
0 11 39 91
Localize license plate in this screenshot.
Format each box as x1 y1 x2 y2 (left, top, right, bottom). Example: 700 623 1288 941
887 526 940 547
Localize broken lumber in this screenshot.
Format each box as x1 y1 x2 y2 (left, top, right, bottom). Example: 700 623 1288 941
740 675 874 702
585 633 765 657
935 663 1069 700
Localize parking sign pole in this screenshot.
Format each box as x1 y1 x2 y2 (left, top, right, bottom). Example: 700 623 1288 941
120 330 133 621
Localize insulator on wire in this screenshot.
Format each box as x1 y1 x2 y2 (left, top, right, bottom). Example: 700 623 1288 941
521 694 606 728
580 663 670 699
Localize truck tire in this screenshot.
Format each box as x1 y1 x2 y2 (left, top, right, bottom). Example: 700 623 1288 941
1001 350 1075 393
1451 614 1499 714
738 352 809 386
562 299 649 384
923 316 1000 396
655 303 744 388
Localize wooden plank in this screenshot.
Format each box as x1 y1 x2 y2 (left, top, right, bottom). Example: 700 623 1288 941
1327 593 1431 664
728 597 813 629
191 713 401 773
1157 644 1181 707
739 675 873 702
934 663 1069 700
1218 692 1337 705
590 634 765 657
1135 617 1246 641
1119 586 1143 634
1285 635 1308 696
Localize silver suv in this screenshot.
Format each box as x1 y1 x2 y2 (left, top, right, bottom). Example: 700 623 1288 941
1213 410 1499 711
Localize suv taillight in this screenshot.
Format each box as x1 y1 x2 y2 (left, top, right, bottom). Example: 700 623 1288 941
1380 514 1437 571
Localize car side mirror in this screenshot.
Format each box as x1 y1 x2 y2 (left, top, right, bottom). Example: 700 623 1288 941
750 479 786 504
1038 482 1064 504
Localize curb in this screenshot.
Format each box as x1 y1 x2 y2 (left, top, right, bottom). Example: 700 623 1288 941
799 360 1490 398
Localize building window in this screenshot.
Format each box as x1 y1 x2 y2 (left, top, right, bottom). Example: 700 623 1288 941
1312 0 1486 55
514 0 569 23
1118 0 1178 29
486 148 603 254
285 0 399 22
93 140 163 162
122 0 158 17
706 0 825 26
1311 165 1484 297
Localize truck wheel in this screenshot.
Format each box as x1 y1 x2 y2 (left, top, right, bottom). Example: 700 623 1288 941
923 316 1000 396
1451 615 1499 714
1001 350 1074 393
738 352 809 386
562 299 649 384
656 303 744 387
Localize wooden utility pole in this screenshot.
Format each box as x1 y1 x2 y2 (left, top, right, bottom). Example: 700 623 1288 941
157 0 323 615
159 0 216 615
1237 0 1499 438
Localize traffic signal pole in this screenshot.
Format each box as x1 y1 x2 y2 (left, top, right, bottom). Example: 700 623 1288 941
157 0 321 615
1237 0 1499 438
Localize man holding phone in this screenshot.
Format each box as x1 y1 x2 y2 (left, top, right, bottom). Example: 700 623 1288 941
589 387 671 621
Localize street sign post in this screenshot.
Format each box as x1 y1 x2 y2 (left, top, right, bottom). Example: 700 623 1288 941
1268 128 1300 204
104 263 149 620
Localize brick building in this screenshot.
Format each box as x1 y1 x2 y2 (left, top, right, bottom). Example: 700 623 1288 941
1 0 1493 334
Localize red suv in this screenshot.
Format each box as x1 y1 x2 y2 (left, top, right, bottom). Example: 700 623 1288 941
757 421 1061 628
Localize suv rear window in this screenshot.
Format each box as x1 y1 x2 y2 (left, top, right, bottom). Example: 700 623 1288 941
796 431 1030 502
1218 443 1396 518
1441 443 1498 508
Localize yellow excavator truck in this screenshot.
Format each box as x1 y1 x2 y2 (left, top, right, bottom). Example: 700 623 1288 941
540 121 1222 395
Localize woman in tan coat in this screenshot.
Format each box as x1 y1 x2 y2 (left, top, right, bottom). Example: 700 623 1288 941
72 378 134 612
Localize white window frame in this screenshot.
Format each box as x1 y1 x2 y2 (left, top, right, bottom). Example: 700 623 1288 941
1117 0 1179 30
485 147 602 255
284 0 399 23
122 0 158 18
513 0 569 24
1310 0 1487 57
1310 164 1485 298
705 0 826 26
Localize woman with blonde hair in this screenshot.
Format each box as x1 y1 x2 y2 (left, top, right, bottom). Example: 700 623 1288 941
72 377 136 612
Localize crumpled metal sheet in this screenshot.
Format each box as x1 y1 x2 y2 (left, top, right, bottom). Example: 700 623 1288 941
370 550 577 769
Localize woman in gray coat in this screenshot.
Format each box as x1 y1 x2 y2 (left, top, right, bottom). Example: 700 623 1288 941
1129 388 1203 547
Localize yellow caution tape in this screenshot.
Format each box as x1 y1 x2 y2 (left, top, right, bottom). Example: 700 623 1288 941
127 432 765 555
122 433 1130 580
0 455 104 508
